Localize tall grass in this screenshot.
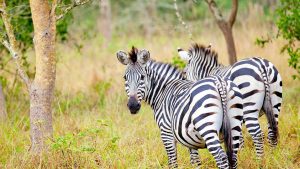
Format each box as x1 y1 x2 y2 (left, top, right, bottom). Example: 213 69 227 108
0 2 299 169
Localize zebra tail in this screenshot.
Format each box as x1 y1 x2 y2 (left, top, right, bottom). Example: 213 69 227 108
222 102 234 168
215 77 234 168
260 61 278 145
264 82 278 145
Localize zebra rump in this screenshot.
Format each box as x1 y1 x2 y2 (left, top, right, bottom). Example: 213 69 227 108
179 43 283 157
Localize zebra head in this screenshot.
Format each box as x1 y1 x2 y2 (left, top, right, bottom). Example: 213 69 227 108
116 46 150 114
178 43 218 81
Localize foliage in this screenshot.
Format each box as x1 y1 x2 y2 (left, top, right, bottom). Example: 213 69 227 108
51 128 102 153
171 55 186 69
276 0 300 79
256 0 300 79
0 0 74 89
0 0 73 52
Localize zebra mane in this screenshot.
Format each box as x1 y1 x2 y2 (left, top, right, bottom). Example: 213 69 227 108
188 43 219 63
128 46 138 63
148 60 184 79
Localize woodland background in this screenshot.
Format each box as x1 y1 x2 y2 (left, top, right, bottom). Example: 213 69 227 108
0 0 299 168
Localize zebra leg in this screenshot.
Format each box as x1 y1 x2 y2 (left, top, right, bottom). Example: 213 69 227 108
160 133 178 168
189 148 201 166
267 77 282 147
201 132 229 169
231 125 242 169
262 59 282 147
266 90 281 147
244 117 264 158
267 124 277 147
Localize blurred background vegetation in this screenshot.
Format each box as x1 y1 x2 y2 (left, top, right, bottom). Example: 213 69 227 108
0 0 299 168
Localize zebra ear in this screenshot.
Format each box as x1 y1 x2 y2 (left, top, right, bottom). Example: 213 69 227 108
138 49 150 65
177 48 190 61
116 50 129 65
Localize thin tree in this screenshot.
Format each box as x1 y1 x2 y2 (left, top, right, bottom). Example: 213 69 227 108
138 0 157 39
205 0 238 64
99 0 112 43
28 0 57 153
0 83 7 120
0 0 92 154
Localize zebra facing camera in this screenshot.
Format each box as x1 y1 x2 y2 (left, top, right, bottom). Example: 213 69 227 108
127 96 141 114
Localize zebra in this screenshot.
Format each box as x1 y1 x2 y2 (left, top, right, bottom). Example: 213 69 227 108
178 43 283 158
116 46 244 168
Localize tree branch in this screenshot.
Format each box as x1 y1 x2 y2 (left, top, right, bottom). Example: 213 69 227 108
205 0 228 35
1 39 31 89
56 0 93 21
205 0 225 22
0 2 31 90
51 0 58 18
228 0 238 28
173 0 193 40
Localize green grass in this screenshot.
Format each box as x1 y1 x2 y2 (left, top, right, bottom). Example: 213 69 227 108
0 85 299 168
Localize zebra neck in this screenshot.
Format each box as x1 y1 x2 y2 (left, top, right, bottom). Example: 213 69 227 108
197 63 225 78
209 63 232 77
144 61 183 111
210 63 225 72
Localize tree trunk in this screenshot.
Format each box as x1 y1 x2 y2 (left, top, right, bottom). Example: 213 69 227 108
143 0 156 39
99 0 112 43
29 0 56 153
205 0 238 65
218 22 237 64
0 83 7 120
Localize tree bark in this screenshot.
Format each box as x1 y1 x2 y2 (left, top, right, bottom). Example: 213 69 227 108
29 0 56 153
1 0 90 154
99 0 112 43
217 21 237 64
205 0 238 64
0 83 7 120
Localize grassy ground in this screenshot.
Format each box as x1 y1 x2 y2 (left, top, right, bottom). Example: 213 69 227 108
0 85 299 168
0 7 300 168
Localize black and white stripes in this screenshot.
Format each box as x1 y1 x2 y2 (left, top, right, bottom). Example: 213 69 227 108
117 47 244 168
179 43 283 158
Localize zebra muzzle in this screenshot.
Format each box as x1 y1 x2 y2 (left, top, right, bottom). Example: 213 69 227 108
127 96 141 114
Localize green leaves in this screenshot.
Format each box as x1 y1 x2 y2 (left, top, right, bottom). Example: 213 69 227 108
276 0 300 41
276 0 300 79
256 0 300 79
50 118 120 154
171 55 186 69
51 127 104 153
287 47 300 79
0 0 73 52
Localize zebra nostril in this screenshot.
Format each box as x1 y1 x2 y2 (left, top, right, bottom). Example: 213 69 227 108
127 96 141 114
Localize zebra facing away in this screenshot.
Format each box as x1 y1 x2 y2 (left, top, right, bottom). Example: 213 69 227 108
116 47 243 168
178 43 283 158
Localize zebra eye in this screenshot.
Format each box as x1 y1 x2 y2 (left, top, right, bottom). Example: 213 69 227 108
141 75 145 80
123 75 127 80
